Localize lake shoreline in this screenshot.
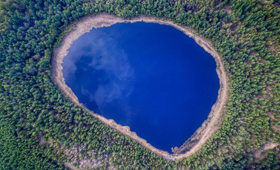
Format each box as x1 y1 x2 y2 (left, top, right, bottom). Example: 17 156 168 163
52 13 229 160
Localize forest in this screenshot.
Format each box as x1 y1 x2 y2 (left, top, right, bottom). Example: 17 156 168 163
0 0 280 169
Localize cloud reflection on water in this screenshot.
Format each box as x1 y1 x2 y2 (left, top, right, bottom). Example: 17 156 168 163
63 29 135 124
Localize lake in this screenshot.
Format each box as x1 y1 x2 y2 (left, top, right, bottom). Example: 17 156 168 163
62 22 219 153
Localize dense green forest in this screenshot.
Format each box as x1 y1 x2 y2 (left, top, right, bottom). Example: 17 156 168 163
0 0 280 169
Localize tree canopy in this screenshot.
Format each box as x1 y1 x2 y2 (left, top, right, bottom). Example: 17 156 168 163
0 0 280 169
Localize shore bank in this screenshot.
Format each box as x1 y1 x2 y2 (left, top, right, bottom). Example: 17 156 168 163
52 13 229 160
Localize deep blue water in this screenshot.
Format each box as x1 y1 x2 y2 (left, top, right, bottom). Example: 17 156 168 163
62 22 219 153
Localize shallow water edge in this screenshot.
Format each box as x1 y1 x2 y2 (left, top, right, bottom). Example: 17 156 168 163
52 13 229 160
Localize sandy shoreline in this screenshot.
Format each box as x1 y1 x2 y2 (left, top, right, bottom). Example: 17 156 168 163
52 13 229 160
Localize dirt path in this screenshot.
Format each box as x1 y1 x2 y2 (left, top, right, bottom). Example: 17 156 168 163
253 142 279 159
63 163 79 170
52 13 229 160
38 131 52 146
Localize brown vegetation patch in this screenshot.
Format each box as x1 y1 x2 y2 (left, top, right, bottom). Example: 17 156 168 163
38 131 52 146
64 146 114 170
253 142 279 160
63 163 78 170
225 5 232 15
267 112 275 119
272 125 280 133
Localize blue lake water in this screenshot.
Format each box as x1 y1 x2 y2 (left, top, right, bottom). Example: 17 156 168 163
62 22 219 153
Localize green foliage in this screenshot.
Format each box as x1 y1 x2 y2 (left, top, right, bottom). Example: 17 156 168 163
0 117 66 170
0 0 280 169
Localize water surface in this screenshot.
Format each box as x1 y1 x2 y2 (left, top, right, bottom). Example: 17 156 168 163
62 22 219 152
